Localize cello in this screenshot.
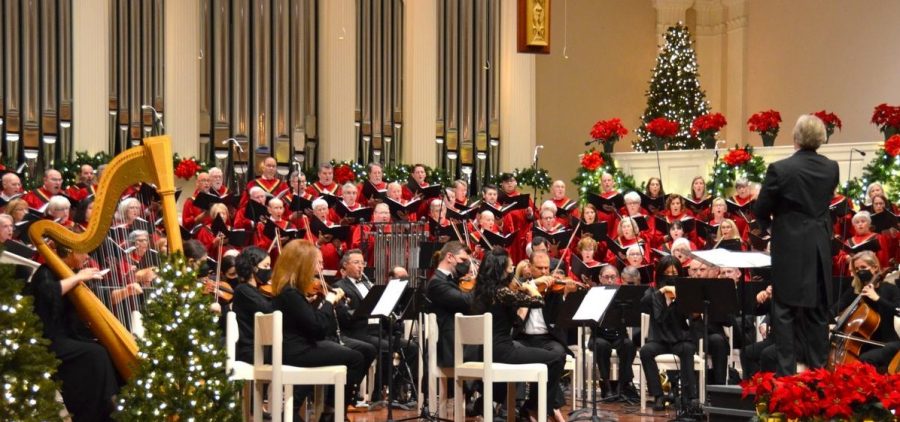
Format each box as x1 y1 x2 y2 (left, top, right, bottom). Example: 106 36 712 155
827 269 896 370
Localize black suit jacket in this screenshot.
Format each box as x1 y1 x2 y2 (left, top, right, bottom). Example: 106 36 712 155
754 149 839 308
333 277 372 339
426 269 472 367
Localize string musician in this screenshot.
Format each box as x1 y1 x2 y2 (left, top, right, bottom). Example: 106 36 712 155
270 240 371 420
830 251 900 373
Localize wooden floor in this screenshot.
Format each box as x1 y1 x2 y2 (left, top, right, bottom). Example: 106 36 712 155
340 401 681 421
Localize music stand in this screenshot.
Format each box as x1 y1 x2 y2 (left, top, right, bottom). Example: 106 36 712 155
674 277 738 415
597 285 646 405
557 286 618 422
353 280 411 422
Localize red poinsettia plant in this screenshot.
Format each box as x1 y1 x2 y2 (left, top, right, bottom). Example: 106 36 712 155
333 163 357 185
590 118 629 145
580 150 605 172
690 112 727 138
872 103 900 133
173 155 209 181
747 109 782 137
812 110 842 138
885 134 900 157
742 362 900 421
723 146 753 167
645 117 679 139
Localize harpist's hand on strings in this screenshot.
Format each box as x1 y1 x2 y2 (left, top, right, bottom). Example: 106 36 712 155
76 267 104 282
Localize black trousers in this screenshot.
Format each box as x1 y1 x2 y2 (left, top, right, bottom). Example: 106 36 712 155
706 333 730 384
52 338 120 422
516 334 568 409
860 341 900 373
286 339 369 411
771 288 828 376
495 341 566 411
740 337 776 380
349 329 419 401
639 340 697 399
591 336 635 384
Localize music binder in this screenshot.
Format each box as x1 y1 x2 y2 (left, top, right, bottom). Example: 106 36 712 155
836 236 881 255
637 192 665 214
870 211 899 233
555 200 578 218
192 191 237 210
288 194 313 212
446 206 478 221
210 216 249 247
531 226 574 245
384 197 422 219
474 230 514 249
479 197 529 219
587 192 624 214
654 215 695 234
262 219 301 242
309 218 351 241
577 221 608 240
683 195 712 215
570 255 605 284
361 181 387 201
243 200 270 223
334 202 373 222
726 198 756 217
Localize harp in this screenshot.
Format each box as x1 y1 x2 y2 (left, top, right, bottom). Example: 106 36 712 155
28 136 183 379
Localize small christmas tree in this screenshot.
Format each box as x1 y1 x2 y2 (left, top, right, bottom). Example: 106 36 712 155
0 264 64 421
633 22 711 151
115 252 241 421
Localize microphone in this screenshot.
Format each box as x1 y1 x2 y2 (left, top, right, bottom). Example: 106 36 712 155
532 145 544 166
141 105 165 131
852 148 866 156
584 140 595 146
222 137 245 153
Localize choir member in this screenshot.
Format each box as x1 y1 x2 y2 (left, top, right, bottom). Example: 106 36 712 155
46 195 75 229
115 197 144 230
864 182 893 211
208 167 229 196
195 203 236 257
612 217 651 264
358 162 386 206
640 256 697 411
869 194 899 260
836 211 892 270
623 244 647 271
620 266 642 285
663 220 698 253
385 181 417 221
311 198 345 272
426 198 453 243
470 246 567 422
233 186 267 232
181 172 211 228
670 237 693 268
0 172 23 203
596 173 621 237
402 163 430 200
65 164 97 201
7 198 28 224
644 177 666 214
231 246 273 363
350 202 391 265
588 264 638 399
307 162 342 198
241 157 290 209
453 179 471 208
832 251 900 373
328 182 364 224
254 197 294 258
270 240 368 419
25 246 120 422
619 191 663 248
712 218 745 251
548 180 580 226
528 207 566 253
499 173 536 264
23 169 64 210
687 176 712 221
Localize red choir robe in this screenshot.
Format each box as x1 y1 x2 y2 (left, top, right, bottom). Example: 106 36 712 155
306 181 342 199
22 187 55 210
238 177 290 209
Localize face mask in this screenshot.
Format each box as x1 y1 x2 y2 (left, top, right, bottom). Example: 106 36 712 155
225 275 239 285
197 261 211 278
857 269 873 284
453 259 471 278
255 268 272 285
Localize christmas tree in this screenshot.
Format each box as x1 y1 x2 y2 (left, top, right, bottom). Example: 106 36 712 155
115 252 241 421
633 22 710 151
0 264 65 421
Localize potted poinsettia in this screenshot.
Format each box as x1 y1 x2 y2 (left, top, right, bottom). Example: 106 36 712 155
812 110 842 143
871 103 900 140
644 117 679 151
691 112 727 149
747 109 782 147
589 118 628 154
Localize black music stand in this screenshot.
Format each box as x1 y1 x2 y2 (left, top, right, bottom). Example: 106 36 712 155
557 287 618 422
353 281 413 422
674 278 737 417
598 285 646 404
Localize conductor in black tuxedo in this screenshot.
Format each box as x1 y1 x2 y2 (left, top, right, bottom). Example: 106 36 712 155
754 114 839 376
425 241 474 368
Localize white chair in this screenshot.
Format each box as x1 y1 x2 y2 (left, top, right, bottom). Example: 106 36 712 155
639 313 706 411
426 313 454 418
453 313 547 422
253 311 348 422
226 311 255 420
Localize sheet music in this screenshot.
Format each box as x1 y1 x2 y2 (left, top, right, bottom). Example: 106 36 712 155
572 286 617 322
691 249 771 268
372 279 408 317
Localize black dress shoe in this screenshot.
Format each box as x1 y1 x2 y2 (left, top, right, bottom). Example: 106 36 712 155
653 395 667 411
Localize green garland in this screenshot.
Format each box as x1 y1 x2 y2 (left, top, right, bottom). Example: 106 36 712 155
841 178 866 204
0 264 64 421
56 151 113 191
316 161 453 187
858 147 900 203
571 150 638 203
706 145 767 197
484 168 553 195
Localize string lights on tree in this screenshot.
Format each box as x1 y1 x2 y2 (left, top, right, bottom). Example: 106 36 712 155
633 22 710 152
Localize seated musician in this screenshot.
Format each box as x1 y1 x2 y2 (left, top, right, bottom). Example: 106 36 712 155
835 211 892 271
711 218 745 251
46 195 75 229
640 255 698 411
515 251 574 412
231 246 274 363
470 247 567 422
328 182 364 224
239 157 289 209
425 241 474 368
25 245 120 421
590 265 639 399
688 176 712 221
311 198 345 272
358 162 386 207
182 172 211 228
233 186 267 232
254 197 294 259
22 169 64 210
686 259 731 385
549 180 580 227
832 251 900 373
65 164 97 201
663 220 698 253
270 240 369 420
306 162 342 198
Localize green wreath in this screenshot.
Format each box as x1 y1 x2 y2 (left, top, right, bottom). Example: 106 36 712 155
707 145 767 197
571 149 638 203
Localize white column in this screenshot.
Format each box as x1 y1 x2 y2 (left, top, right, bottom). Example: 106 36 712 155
165 0 201 157
693 0 725 112
318 0 356 161
499 0 536 171
651 0 695 46
723 0 748 144
72 0 109 153
402 0 438 166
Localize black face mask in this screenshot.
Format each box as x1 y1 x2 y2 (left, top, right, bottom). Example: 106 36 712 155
255 268 272 285
197 262 211 278
453 259 471 279
225 275 239 285
857 269 873 284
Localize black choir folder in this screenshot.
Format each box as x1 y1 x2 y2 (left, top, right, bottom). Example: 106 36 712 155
309 218 351 241
211 216 249 247
637 192 665 214
683 195 712 215
480 195 530 219
570 255 604 284
587 193 624 214
531 227 574 246
334 202 373 222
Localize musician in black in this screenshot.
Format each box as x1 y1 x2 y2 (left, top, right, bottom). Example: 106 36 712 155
686 260 731 385
425 241 474 368
589 265 638 399
471 246 567 422
230 246 273 363
831 251 900 373
26 245 120 422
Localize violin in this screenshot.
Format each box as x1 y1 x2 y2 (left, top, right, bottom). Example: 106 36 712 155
258 283 274 298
